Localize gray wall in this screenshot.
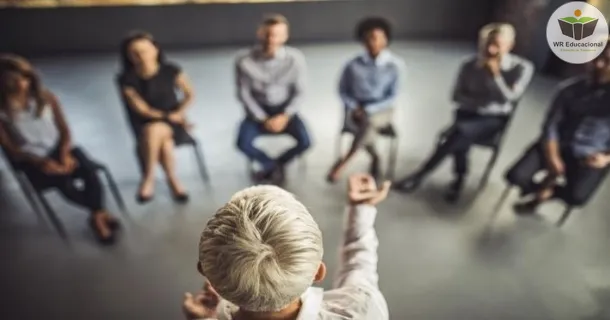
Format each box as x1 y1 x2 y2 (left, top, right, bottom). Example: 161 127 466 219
0 0 494 56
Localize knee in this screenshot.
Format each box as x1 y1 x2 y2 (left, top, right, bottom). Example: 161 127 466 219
297 134 311 151
504 164 531 188
236 135 253 152
565 190 592 207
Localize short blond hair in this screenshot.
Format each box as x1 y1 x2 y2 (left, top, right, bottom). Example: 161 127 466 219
198 185 323 312
478 22 516 49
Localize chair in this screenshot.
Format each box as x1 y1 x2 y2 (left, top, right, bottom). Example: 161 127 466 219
0 147 127 239
436 102 519 190
335 111 399 180
115 78 210 184
489 168 609 227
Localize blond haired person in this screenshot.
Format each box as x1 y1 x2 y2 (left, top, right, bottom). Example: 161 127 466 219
183 174 391 319
394 22 534 202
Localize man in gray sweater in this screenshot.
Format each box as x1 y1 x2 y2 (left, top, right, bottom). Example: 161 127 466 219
235 14 311 184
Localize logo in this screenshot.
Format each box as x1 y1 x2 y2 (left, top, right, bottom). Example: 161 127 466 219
546 2 609 64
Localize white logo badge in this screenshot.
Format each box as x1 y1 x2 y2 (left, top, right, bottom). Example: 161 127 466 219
546 1 609 64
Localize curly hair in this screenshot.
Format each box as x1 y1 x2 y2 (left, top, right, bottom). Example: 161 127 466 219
355 17 393 42
0 54 47 118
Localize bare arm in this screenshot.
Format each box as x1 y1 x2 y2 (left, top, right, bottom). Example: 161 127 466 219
121 86 165 120
174 72 195 115
46 92 72 156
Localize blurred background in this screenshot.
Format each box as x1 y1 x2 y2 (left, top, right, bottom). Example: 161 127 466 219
1 1 610 319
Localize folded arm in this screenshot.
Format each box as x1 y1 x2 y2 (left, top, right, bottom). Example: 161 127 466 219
121 86 165 120
493 59 534 102
452 63 488 108
283 52 307 117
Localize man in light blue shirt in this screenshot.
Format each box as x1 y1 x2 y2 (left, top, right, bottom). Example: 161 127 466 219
327 17 403 182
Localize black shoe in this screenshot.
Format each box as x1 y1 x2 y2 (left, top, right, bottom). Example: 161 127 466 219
270 165 286 186
513 198 541 215
444 177 464 203
136 193 154 204
173 192 190 204
252 168 275 183
392 174 423 193
88 217 116 246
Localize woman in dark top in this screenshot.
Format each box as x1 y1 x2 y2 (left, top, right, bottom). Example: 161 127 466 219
0 54 119 244
118 32 194 203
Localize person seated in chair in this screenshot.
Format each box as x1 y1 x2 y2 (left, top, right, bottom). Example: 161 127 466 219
235 14 311 185
119 31 193 203
393 23 533 202
182 173 391 320
0 55 120 244
506 43 610 213
326 17 403 183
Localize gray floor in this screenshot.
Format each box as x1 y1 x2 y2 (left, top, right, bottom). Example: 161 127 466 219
1 41 609 320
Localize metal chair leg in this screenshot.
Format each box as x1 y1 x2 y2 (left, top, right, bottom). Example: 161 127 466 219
479 150 499 191
488 185 512 225
36 192 68 240
99 167 127 214
193 144 210 183
387 136 399 181
15 173 45 220
557 206 574 227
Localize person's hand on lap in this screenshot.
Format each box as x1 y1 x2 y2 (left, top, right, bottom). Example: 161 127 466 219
41 159 71 175
348 173 391 206
183 280 220 320
586 153 610 169
264 114 289 133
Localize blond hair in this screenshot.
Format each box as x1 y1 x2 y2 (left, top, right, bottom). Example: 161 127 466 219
198 185 323 312
478 22 516 50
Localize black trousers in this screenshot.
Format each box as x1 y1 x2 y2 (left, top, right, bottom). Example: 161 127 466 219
505 143 608 206
420 111 506 177
19 147 104 213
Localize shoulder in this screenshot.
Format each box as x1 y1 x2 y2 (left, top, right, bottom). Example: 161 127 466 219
342 55 363 71
118 70 139 87
321 286 388 319
384 50 405 70
507 53 534 71
162 62 182 77
285 46 306 65
459 55 478 70
557 76 586 94
235 48 256 67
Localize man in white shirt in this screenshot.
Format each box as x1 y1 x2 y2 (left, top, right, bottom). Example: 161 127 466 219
182 173 391 320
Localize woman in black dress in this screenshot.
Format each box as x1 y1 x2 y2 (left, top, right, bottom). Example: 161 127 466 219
119 32 194 203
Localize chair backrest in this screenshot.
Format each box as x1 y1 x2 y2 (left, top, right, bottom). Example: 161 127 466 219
114 74 142 138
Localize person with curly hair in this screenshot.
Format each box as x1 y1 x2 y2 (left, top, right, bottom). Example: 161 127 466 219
327 17 404 183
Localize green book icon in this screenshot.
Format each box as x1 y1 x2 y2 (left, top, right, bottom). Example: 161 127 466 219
558 15 598 40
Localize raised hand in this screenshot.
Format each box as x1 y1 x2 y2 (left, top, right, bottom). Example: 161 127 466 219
348 173 391 206
182 280 221 320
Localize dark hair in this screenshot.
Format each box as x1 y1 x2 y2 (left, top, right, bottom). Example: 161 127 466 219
0 54 47 118
119 31 166 74
355 17 392 42
261 13 289 27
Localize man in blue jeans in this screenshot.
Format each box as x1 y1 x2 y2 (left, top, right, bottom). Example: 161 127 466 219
235 14 311 184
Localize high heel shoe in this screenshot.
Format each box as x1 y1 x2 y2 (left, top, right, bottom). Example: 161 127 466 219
88 217 116 245
136 193 154 204
172 192 190 204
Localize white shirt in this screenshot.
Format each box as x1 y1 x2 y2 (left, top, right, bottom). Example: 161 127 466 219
202 205 389 320
0 103 60 157
235 46 307 121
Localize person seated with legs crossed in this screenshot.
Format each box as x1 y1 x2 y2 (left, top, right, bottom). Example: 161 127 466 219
506 43 610 213
119 32 193 204
235 14 311 185
0 55 120 244
327 17 403 183
393 23 534 202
